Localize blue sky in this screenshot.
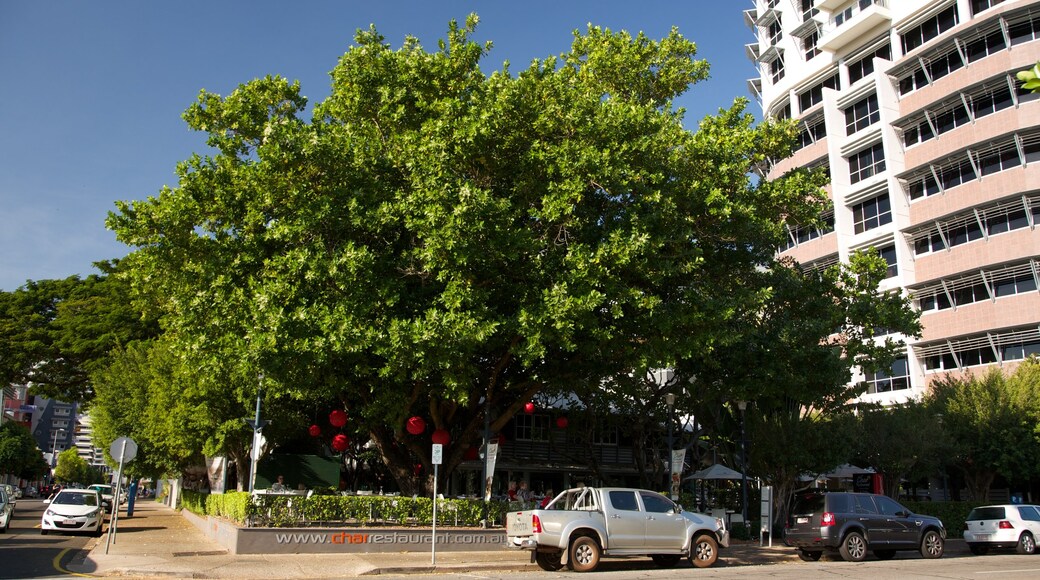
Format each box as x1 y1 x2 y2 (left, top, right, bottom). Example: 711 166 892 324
0 1 757 291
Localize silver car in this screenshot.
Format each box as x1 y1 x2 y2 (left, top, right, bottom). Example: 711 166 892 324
964 504 1040 555
0 487 12 533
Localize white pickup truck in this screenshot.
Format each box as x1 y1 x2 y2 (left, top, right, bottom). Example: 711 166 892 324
505 486 729 572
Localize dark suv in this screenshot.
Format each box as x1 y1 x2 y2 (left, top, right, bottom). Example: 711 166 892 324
784 489 946 562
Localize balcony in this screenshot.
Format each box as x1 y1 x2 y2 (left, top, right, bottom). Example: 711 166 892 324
818 0 891 52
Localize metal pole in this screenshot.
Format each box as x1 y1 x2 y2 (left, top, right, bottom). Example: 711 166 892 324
432 464 438 565
481 394 490 526
248 376 264 493
738 401 749 537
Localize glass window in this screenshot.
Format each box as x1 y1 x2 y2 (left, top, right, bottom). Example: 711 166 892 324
849 143 886 184
641 492 675 514
609 490 640 511
901 6 959 53
854 495 879 514
878 244 898 278
770 55 786 84
875 495 909 516
852 193 892 234
848 43 891 84
845 93 880 135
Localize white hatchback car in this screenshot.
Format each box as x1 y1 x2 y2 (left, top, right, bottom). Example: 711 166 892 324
0 486 13 533
964 504 1040 555
41 488 104 536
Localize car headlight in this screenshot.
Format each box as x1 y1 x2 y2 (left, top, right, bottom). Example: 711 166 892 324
45 509 56 517
86 509 100 518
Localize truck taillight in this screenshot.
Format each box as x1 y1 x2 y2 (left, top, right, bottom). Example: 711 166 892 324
532 514 543 534
820 512 836 527
999 520 1014 529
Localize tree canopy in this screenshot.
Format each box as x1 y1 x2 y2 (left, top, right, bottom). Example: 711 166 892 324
105 16 918 492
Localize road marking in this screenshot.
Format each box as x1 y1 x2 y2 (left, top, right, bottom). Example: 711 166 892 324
975 569 1040 575
51 547 92 577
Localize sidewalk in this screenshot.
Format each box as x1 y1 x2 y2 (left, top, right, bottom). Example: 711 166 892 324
69 500 801 578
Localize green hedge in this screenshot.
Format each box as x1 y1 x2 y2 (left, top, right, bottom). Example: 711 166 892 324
905 500 986 537
180 490 510 528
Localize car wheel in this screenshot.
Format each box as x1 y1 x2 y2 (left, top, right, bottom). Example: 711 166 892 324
651 554 681 568
569 536 601 573
798 549 823 561
874 549 896 560
968 543 989 555
690 533 719 568
920 530 944 559
839 531 867 562
535 551 564 571
1017 532 1036 555
41 529 48 535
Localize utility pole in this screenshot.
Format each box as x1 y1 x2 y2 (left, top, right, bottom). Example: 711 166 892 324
245 374 268 493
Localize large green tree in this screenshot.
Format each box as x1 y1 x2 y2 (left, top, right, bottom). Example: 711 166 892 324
0 268 159 404
0 421 49 480
108 16 837 493
927 364 1040 500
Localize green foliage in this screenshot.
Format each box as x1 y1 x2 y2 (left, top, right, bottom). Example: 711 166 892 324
1017 62 1040 92
0 271 158 404
53 448 89 483
0 421 49 479
904 500 987 537
854 401 946 499
927 365 1040 500
191 491 508 528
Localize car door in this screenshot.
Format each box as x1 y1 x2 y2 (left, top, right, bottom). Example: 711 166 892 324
1016 505 1040 539
640 491 686 550
849 494 887 544
605 490 645 549
873 495 916 547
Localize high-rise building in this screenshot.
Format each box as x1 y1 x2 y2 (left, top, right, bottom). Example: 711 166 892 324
748 0 1040 404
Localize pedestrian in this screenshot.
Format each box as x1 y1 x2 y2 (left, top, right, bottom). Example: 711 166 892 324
271 475 287 492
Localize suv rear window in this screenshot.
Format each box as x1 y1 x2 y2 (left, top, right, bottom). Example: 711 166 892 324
967 506 1006 520
790 491 826 515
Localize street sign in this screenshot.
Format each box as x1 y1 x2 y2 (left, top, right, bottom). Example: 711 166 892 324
110 437 138 463
431 444 443 465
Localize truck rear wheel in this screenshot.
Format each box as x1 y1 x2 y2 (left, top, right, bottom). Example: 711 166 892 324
690 533 719 568
569 536 601 572
535 551 564 571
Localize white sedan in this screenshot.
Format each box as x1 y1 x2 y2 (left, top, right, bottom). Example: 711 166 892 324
0 487 13 533
964 504 1040 555
41 489 104 536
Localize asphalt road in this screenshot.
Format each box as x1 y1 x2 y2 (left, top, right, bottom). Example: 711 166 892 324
0 498 103 579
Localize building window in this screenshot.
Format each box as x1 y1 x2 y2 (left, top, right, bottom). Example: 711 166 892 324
848 143 886 184
803 30 821 60
844 93 880 135
864 357 910 393
781 210 835 251
800 0 818 21
1009 14 1040 46
769 54 786 84
901 5 959 54
852 193 892 234
847 43 891 84
797 116 827 151
1003 337 1040 361
965 28 1006 62
768 17 783 46
594 426 618 446
514 414 549 441
877 244 898 278
971 0 1006 15
799 74 839 113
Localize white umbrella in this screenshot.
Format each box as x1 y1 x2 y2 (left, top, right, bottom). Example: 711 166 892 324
684 463 745 481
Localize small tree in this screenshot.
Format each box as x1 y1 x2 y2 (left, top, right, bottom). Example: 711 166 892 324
0 421 48 480
854 401 944 499
53 448 89 484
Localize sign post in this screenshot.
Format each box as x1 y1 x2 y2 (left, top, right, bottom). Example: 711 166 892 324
760 485 773 547
105 436 138 554
431 443 443 566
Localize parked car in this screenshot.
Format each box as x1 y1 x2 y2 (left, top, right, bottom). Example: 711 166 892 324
1 484 16 506
506 486 729 572
963 504 1040 555
784 489 946 562
0 487 13 533
41 488 104 536
88 484 116 512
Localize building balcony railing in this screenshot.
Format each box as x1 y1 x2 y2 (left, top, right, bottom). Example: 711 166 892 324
818 0 891 52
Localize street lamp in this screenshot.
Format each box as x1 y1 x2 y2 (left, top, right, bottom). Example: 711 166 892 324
51 429 65 467
736 400 749 536
665 392 676 497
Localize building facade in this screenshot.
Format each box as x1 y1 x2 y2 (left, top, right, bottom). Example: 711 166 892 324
748 0 1040 404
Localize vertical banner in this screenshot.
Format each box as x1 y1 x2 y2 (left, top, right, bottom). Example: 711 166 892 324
483 442 499 501
670 449 686 500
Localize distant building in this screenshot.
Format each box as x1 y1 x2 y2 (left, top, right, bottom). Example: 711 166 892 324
746 0 1040 403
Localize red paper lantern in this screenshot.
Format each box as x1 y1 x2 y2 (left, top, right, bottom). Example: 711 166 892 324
431 429 451 445
308 424 322 437
332 434 350 452
497 433 507 445
414 463 423 475
464 446 479 460
329 409 348 428
556 417 568 429
406 416 426 435
524 402 535 414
